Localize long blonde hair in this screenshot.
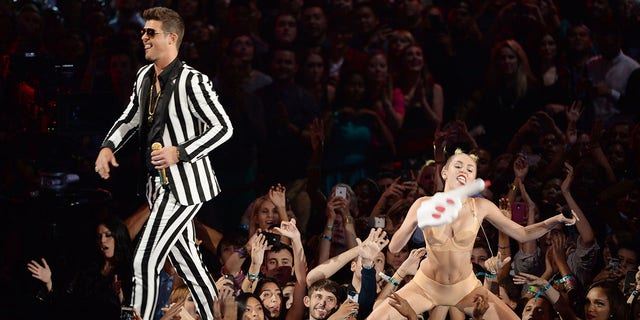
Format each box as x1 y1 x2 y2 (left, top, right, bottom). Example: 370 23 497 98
487 39 536 99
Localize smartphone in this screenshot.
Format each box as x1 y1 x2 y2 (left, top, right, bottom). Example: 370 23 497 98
120 306 134 320
367 216 386 229
335 186 347 199
260 231 281 247
401 170 413 182
608 258 620 270
624 270 637 294
511 202 527 225
347 289 359 303
374 217 386 228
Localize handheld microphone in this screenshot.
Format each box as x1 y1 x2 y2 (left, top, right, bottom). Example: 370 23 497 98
151 142 169 185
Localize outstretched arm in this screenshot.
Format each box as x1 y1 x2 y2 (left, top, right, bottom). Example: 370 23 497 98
274 219 308 320
482 199 575 243
560 162 595 247
306 246 360 287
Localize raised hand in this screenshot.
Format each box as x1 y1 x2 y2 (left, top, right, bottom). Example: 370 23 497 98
273 218 301 241
560 162 574 194
250 232 271 268
484 252 511 275
357 228 389 263
27 258 52 291
550 231 568 262
268 183 287 209
214 277 235 319
513 155 529 181
381 177 405 201
327 194 350 217
160 298 186 320
397 248 427 277
513 272 549 289
498 198 512 221
327 299 359 320
544 247 559 276
565 100 583 124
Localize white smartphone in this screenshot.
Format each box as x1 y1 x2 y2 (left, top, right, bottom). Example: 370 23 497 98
373 217 386 228
335 186 347 199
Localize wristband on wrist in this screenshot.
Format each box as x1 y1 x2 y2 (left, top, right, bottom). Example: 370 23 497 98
361 259 373 269
321 234 332 242
528 285 539 295
476 272 497 279
555 275 577 290
534 282 552 301
326 225 334 231
247 272 260 281
344 216 353 224
379 272 400 286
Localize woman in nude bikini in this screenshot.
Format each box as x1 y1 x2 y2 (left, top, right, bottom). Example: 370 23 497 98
366 150 576 319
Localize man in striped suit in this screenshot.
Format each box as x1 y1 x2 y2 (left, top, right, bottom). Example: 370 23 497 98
94 7 233 320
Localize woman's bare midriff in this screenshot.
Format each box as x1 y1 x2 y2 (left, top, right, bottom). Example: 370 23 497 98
419 248 474 284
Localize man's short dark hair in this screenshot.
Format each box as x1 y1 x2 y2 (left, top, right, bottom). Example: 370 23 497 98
142 7 185 48
308 278 342 300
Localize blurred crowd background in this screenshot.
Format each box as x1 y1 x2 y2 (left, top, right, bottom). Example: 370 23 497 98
1 0 640 319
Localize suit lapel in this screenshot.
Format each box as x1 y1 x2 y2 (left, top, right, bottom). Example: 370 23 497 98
139 76 151 123
155 64 182 127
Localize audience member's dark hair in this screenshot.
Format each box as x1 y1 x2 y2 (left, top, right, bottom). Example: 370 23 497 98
236 292 266 318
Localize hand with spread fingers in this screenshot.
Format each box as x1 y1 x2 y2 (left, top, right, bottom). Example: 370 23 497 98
27 258 53 292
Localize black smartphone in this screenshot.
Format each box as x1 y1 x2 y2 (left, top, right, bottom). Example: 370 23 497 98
260 231 281 247
120 306 134 320
624 270 637 294
401 170 413 182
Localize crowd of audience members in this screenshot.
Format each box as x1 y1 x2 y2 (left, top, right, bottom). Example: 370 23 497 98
2 0 640 319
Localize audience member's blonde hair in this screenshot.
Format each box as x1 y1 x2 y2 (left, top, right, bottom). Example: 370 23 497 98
169 284 191 305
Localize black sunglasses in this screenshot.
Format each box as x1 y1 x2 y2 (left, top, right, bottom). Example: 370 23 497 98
141 28 171 37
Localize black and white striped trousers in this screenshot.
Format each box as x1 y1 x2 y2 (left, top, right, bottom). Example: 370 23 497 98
132 176 217 320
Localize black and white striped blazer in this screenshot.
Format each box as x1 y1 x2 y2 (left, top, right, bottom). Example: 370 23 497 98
102 62 233 206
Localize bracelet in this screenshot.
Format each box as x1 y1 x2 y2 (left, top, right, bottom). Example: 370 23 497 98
247 272 260 281
321 234 332 242
528 285 539 295
534 282 552 301
344 216 353 224
554 275 575 285
554 275 577 290
326 225 334 232
379 272 400 286
476 272 497 279
511 183 518 191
